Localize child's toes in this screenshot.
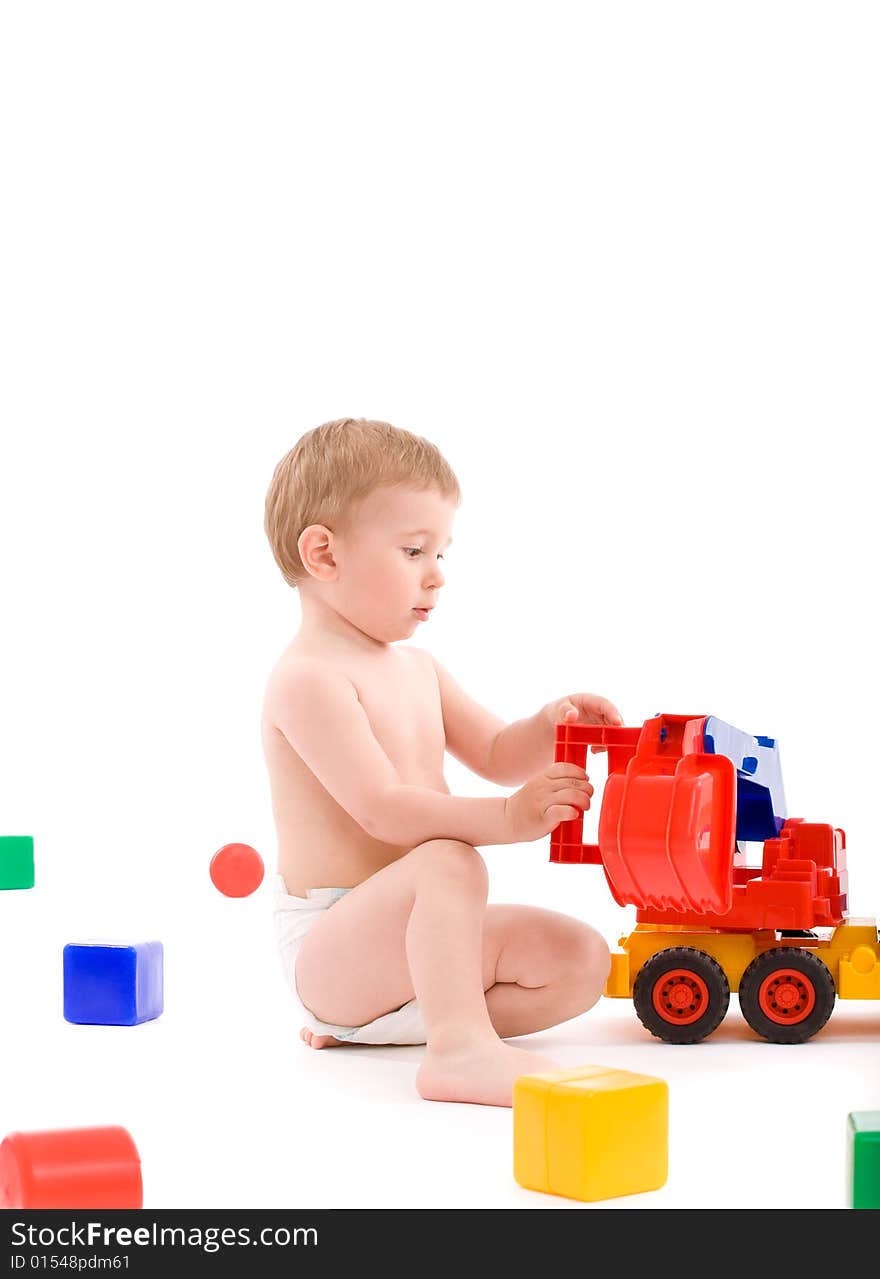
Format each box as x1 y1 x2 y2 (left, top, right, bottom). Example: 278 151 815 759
299 1026 346 1048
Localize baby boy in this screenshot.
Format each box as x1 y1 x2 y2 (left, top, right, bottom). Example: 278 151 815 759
261 417 621 1107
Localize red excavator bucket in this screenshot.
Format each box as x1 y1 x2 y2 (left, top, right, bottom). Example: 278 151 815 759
552 715 737 915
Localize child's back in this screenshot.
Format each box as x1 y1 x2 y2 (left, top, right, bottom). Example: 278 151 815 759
261 638 447 897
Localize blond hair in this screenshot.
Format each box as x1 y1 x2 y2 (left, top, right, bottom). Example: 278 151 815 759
264 417 461 588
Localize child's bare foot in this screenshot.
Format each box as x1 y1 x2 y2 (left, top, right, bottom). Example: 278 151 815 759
416 1036 559 1107
300 1026 347 1049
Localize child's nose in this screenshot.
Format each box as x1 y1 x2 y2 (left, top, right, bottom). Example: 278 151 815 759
424 562 445 588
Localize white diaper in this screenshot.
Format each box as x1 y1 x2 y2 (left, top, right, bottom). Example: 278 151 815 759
272 874 427 1046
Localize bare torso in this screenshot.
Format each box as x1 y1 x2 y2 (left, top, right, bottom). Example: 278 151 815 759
261 640 449 896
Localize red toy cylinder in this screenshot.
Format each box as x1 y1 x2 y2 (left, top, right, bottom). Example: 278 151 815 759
0 1126 143 1208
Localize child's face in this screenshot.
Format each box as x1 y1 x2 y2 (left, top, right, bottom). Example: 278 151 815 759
332 484 456 643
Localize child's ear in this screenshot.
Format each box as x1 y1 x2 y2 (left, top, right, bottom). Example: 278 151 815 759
297 524 338 581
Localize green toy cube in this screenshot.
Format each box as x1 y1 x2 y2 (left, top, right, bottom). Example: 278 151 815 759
847 1112 880 1209
0 837 34 890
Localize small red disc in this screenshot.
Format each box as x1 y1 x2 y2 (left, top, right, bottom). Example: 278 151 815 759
210 843 265 898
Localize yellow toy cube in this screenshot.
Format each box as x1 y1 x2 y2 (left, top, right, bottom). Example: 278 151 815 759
513 1065 668 1202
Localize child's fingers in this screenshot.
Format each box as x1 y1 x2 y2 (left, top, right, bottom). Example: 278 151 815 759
546 761 589 779
551 778 593 798
547 804 581 825
598 699 624 725
548 787 591 811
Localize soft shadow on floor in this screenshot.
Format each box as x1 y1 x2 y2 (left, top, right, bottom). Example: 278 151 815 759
507 1000 880 1053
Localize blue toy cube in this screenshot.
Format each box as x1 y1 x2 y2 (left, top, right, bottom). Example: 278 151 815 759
63 941 164 1026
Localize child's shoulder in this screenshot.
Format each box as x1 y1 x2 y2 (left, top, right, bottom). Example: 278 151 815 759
261 649 354 741
264 644 341 691
394 645 440 682
262 646 330 707
263 642 436 705
398 643 434 663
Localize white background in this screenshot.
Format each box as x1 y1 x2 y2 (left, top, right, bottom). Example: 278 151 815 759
1 1 878 1213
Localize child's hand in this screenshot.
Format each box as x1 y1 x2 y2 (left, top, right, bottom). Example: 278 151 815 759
544 692 624 753
503 763 594 842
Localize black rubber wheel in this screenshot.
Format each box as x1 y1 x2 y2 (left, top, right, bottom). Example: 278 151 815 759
632 947 731 1044
738 947 836 1044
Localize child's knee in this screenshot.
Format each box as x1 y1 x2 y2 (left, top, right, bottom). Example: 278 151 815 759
561 923 611 1009
409 839 488 894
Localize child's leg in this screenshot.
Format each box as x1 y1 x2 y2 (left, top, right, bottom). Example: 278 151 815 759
293 840 599 1106
303 901 608 1047
481 903 610 1040
302 895 607 1048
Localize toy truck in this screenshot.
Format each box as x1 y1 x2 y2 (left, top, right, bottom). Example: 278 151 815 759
550 713 880 1044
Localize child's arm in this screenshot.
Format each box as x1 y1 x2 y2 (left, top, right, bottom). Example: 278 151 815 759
431 656 623 786
271 659 513 847
431 655 552 785
272 660 590 847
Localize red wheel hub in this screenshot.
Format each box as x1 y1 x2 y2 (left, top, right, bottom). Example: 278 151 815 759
652 969 709 1026
757 968 816 1025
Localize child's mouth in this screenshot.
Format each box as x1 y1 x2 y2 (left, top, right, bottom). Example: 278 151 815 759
413 608 431 621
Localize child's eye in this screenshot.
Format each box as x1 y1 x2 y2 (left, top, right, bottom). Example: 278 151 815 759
403 547 445 560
